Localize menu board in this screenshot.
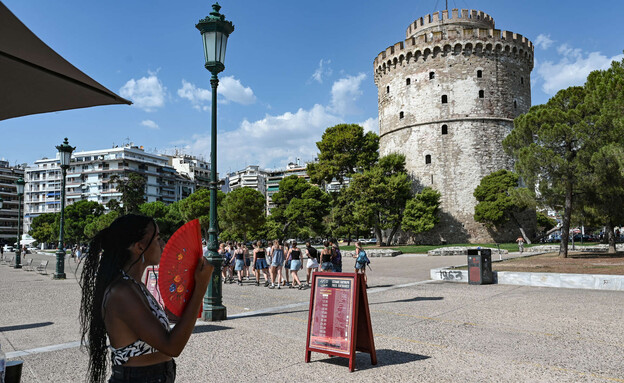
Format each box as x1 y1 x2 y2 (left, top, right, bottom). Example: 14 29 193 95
308 276 354 354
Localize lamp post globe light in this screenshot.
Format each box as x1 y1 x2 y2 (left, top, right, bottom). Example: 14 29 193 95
54 137 75 280
196 2 234 321
14 177 25 269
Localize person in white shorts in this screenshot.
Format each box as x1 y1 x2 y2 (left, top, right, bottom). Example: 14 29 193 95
305 241 319 286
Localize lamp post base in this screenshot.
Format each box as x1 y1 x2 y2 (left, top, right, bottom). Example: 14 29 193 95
14 250 21 269
202 305 227 321
54 248 66 280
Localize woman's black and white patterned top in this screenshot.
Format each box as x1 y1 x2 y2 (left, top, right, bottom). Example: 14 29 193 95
109 270 171 366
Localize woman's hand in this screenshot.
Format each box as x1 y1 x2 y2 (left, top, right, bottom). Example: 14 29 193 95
194 256 213 292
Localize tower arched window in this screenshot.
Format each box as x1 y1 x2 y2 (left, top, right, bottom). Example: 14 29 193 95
441 124 448 135
429 71 435 80
399 111 404 119
441 95 448 104
425 154 432 164
477 70 482 78
406 78 411 85
514 100 517 109
521 77 524 84
386 86 390 94
479 90 484 98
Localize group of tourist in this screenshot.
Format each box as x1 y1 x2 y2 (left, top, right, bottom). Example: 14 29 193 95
217 238 365 290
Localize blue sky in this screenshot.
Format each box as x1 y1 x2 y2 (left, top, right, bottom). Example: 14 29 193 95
2 0 623 174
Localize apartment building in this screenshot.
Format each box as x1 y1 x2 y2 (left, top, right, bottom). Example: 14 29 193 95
0 161 25 244
226 165 267 197
24 146 195 233
166 154 212 189
265 162 309 214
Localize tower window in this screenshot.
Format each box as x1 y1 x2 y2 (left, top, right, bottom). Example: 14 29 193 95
429 71 435 80
386 86 390 93
479 90 484 98
399 111 404 119
406 78 411 85
441 95 448 104
477 70 482 78
441 124 448 134
521 77 524 84
514 100 517 109
425 154 432 164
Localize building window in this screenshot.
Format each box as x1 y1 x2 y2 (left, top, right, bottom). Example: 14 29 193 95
429 71 435 80
477 70 482 78
399 111 404 119
441 124 448 135
479 90 484 98
406 78 411 85
441 95 448 104
386 86 390 93
425 155 432 164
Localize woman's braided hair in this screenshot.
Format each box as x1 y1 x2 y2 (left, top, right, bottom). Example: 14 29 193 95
79 214 154 383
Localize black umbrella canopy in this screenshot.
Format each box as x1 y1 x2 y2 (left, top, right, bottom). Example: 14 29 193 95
0 1 131 121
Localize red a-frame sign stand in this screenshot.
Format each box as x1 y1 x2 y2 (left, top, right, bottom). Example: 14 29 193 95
305 272 377 372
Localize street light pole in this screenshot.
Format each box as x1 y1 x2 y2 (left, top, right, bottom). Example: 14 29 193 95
54 138 75 280
196 3 234 321
14 178 25 269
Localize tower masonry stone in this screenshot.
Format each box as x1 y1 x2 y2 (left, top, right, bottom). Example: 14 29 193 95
373 9 535 243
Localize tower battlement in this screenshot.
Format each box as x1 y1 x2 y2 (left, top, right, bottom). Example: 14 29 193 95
406 9 495 38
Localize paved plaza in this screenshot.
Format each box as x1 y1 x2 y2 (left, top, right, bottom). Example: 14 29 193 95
1 252 623 382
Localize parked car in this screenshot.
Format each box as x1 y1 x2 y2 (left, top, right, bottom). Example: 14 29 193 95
3 245 14 252
366 238 377 244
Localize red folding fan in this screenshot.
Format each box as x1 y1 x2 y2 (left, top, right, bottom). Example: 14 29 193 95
158 219 203 318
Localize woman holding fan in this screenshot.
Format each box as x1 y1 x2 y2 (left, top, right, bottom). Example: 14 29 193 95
79 214 213 383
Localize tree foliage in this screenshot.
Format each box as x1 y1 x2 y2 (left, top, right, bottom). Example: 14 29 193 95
177 188 225 237
138 201 184 240
270 175 331 238
59 200 104 244
84 210 120 239
402 187 441 235
350 153 412 246
219 187 266 241
306 124 379 186
110 172 146 214
29 213 58 245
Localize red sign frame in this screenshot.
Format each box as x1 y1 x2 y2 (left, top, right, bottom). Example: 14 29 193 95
305 272 377 372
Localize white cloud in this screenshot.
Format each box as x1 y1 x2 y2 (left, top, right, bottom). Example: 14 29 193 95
537 45 623 95
534 34 554 50
177 76 256 110
329 73 367 115
359 117 379 134
141 120 159 130
175 74 377 173
311 59 332 83
119 73 166 112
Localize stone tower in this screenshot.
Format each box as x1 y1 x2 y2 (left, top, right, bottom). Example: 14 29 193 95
373 9 534 243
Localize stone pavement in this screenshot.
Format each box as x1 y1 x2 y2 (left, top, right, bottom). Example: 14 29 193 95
1 253 623 382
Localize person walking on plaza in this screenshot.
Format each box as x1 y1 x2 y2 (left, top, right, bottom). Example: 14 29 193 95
79 214 213 383
243 243 251 280
305 241 319 285
319 241 333 272
252 241 270 287
286 241 304 289
330 238 343 272
283 241 291 286
268 239 284 289
233 243 246 285
353 241 370 287
516 236 524 253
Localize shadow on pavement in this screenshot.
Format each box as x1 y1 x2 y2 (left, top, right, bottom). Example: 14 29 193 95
192 324 233 334
227 308 309 320
0 321 54 332
370 296 443 305
315 349 430 370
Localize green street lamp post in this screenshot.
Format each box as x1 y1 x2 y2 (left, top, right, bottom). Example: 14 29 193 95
54 138 75 280
196 2 234 321
14 177 25 269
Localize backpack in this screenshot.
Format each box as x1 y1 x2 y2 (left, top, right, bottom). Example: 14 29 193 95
356 250 370 265
331 248 342 266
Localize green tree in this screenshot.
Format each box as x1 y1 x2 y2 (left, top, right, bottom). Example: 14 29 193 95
138 201 184 240
271 175 331 238
473 170 534 242
536 211 557 236
327 188 368 244
29 213 58 245
219 187 266 241
60 200 104 244
350 153 413 246
402 187 441 235
307 124 379 187
177 188 225 237
84 210 120 239
503 86 589 258
110 172 146 214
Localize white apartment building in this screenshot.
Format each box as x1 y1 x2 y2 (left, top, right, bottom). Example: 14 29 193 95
24 146 195 233
166 154 211 189
0 161 25 244
226 165 267 197
265 162 309 214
